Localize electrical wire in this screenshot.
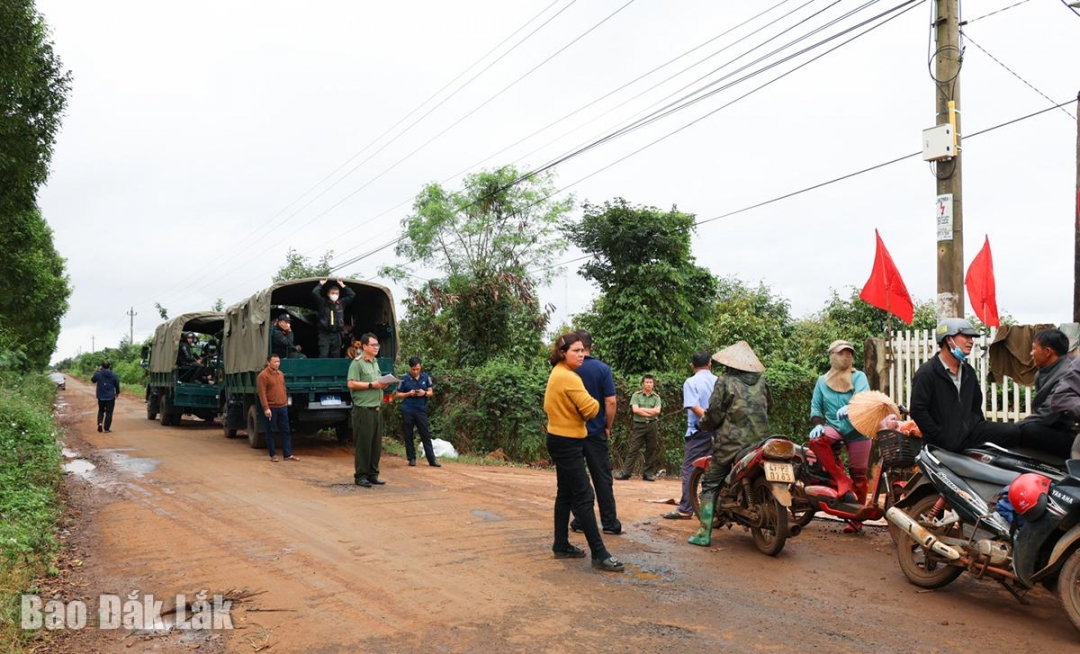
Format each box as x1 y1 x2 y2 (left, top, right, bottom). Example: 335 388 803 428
323 0 819 268
1059 0 1080 20
962 0 1032 24
961 30 1076 120
174 0 639 303
164 0 572 300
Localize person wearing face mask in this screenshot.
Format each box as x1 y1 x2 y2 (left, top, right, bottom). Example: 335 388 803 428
312 278 356 358
910 318 1019 453
806 340 871 532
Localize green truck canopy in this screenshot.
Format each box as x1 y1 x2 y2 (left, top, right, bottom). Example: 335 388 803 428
223 277 396 375
149 312 225 374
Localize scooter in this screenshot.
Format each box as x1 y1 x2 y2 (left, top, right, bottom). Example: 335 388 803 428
962 441 1068 481
687 436 801 556
886 445 1080 634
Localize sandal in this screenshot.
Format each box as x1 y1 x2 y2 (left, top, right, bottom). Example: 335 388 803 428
285 455 301 461
662 510 693 520
269 456 279 462
591 556 625 572
553 545 586 559
843 520 863 534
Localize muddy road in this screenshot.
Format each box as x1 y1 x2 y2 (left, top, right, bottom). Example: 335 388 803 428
44 379 1079 653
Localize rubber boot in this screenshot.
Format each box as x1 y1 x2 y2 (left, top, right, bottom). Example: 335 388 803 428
808 438 854 501
688 497 715 547
851 473 869 504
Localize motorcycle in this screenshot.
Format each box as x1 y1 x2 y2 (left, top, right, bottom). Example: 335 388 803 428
962 441 1068 481
886 444 1080 634
692 430 915 530
688 436 801 556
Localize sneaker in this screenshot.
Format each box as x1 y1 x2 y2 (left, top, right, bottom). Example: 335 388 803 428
591 556 625 572
662 510 693 520
552 545 586 559
570 521 584 534
369 477 386 485
97 425 103 433
614 473 631 481
408 460 416 467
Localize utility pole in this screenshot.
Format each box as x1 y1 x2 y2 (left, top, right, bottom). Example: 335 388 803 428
1074 90 1080 322
934 0 964 319
91 335 95 353
126 306 137 345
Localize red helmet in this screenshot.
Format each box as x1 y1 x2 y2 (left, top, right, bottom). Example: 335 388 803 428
1009 473 1052 518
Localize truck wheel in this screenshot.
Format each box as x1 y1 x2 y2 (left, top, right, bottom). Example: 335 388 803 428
222 420 238 439
146 394 158 421
246 405 266 449
158 396 174 426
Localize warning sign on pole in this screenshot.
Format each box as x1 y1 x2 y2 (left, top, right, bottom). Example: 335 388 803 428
936 194 953 242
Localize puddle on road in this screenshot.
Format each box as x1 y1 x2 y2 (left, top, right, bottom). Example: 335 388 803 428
108 452 160 476
63 459 96 476
62 448 80 458
622 564 664 581
470 509 504 522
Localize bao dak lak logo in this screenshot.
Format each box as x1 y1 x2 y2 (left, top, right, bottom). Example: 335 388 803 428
21 590 234 631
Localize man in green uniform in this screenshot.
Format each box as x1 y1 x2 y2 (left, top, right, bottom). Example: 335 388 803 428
347 332 390 487
689 341 771 547
617 375 662 481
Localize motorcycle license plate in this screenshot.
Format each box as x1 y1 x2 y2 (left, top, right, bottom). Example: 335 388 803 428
764 461 795 483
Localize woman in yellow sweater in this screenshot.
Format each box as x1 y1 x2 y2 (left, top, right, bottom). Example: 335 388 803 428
543 332 624 573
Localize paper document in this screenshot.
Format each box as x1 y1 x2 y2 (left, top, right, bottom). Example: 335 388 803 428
376 374 399 384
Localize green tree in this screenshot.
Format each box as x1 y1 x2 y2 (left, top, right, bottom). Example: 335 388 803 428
567 198 716 374
0 207 71 370
386 166 572 367
211 298 225 312
154 302 168 320
273 248 333 282
0 0 72 215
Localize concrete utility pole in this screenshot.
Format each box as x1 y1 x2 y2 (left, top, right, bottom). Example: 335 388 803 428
1074 90 1080 322
126 306 137 345
934 0 964 319
91 335 95 353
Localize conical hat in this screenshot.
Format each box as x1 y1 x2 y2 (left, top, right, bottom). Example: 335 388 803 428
847 391 899 438
711 341 764 373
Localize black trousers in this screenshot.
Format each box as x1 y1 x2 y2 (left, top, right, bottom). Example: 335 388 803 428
318 332 342 358
97 399 115 431
576 431 620 532
546 434 609 561
1018 421 1075 459
403 410 436 463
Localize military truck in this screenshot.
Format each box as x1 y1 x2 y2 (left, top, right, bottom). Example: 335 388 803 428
144 312 226 427
221 277 397 448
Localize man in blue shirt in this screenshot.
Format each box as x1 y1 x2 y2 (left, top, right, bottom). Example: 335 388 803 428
91 361 121 433
663 350 717 520
570 331 621 535
395 357 440 467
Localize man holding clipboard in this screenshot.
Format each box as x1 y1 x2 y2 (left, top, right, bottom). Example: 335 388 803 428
347 332 396 487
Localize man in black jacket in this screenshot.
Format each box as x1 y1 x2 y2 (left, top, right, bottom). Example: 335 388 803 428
271 314 304 359
1018 328 1076 457
910 318 1018 453
312 278 355 358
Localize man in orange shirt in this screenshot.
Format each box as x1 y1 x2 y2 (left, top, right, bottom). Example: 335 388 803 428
257 354 299 462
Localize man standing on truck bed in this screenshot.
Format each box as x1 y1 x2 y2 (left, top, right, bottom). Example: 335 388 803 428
257 354 298 462
347 332 390 487
313 278 355 358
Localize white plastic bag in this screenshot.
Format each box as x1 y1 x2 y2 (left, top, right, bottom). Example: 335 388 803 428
431 438 458 459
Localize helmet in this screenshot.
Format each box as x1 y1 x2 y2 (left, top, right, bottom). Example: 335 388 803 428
935 318 979 344
184 331 196 339
1008 473 1051 518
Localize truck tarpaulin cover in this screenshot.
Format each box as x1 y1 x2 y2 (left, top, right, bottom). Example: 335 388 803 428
149 312 225 374
223 277 396 375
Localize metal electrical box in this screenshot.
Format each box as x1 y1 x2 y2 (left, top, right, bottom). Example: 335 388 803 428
922 124 955 161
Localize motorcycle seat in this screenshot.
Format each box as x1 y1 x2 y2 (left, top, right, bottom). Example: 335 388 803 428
929 447 1023 487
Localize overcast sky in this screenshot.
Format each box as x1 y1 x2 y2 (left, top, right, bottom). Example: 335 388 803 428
35 0 1080 362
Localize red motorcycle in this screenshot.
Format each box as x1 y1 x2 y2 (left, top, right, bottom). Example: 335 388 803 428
687 436 801 556
690 431 916 532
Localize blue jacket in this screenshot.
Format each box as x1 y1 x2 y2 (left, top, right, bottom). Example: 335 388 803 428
398 372 433 413
91 369 121 401
576 356 616 436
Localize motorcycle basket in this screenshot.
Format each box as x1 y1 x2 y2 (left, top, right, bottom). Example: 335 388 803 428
876 430 921 468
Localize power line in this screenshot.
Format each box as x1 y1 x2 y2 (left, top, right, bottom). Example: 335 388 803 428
961 0 1032 24
344 0 923 277
324 0 817 268
1059 0 1080 20
164 0 572 301
961 30 1076 120
533 97 1080 276
170 0 639 305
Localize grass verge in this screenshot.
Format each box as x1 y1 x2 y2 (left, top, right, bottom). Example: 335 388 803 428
0 372 62 652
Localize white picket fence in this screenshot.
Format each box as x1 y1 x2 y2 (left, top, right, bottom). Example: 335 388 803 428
887 329 1032 423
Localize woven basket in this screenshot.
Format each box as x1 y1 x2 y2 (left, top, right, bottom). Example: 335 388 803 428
878 430 922 468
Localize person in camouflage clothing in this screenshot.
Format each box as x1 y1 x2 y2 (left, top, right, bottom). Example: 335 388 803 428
689 341 771 547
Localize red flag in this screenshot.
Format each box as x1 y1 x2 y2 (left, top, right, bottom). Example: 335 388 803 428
859 230 914 324
965 236 999 328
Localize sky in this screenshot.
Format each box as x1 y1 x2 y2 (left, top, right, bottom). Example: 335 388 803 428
34 0 1080 362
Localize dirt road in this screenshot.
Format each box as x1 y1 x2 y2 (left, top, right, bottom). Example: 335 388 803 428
41 379 1080 653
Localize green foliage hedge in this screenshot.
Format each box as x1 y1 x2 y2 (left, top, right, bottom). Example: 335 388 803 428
383 361 815 472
